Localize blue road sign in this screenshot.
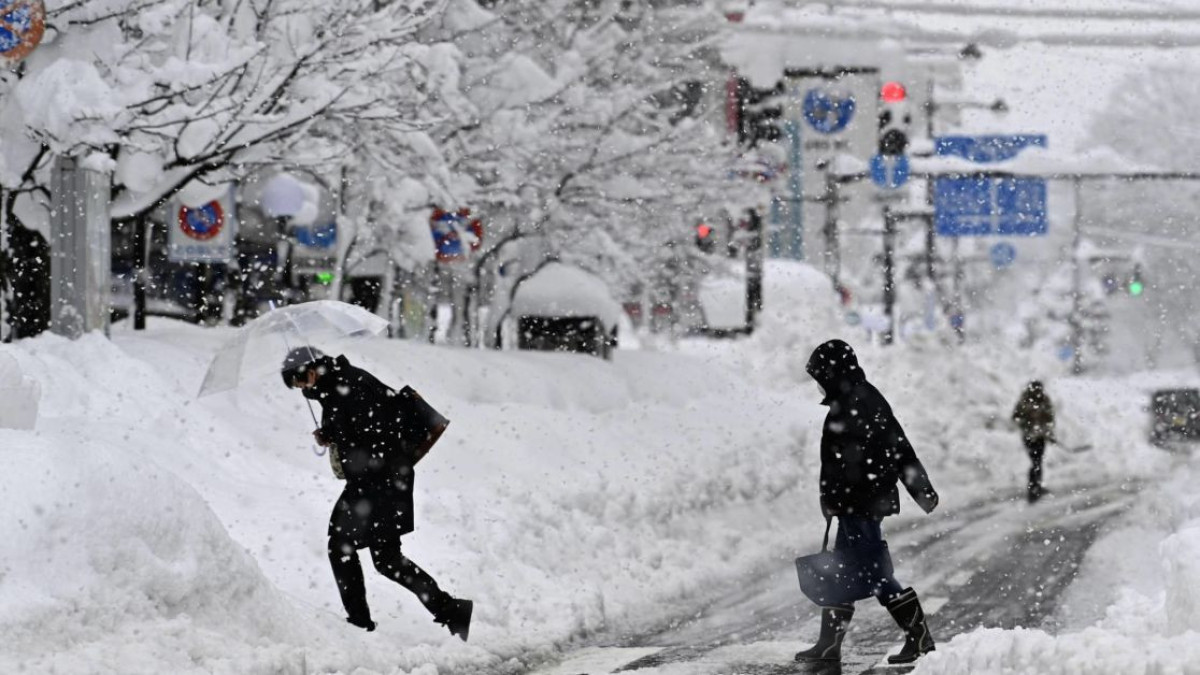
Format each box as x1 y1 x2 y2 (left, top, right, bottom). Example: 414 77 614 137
802 88 856 135
870 154 910 189
990 242 1017 269
934 134 1048 237
935 135 1047 163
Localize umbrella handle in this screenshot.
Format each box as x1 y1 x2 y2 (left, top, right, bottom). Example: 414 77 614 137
312 444 327 457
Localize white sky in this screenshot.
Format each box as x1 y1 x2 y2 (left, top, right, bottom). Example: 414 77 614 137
867 0 1200 151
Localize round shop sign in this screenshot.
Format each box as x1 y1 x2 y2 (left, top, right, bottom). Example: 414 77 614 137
178 202 225 241
803 88 856 135
0 0 45 67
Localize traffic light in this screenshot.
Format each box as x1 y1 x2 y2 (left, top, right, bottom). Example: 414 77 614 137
877 81 911 156
737 78 784 148
1128 264 1145 296
695 222 715 253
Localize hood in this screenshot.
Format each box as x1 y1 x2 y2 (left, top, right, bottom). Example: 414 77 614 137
806 339 866 404
300 355 344 400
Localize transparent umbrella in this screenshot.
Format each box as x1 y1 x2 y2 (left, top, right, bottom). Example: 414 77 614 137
198 300 389 398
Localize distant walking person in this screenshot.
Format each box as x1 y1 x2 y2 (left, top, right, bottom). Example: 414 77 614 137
796 340 940 666
1012 380 1055 503
281 347 473 640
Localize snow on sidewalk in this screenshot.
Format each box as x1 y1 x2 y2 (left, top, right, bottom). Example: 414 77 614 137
0 265 1180 674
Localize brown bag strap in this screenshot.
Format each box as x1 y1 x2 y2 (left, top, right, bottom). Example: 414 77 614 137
822 516 832 552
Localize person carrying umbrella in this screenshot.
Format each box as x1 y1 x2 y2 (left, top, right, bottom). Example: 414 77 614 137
1011 380 1055 503
281 346 473 640
795 340 939 665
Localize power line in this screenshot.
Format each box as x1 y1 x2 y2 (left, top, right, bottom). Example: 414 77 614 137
827 0 1200 22
1082 225 1200 252
742 18 1200 50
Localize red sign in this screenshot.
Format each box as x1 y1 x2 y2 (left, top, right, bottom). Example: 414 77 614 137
0 1 45 66
178 202 225 241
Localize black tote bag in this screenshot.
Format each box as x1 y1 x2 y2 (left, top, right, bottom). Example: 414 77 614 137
795 517 895 607
396 386 449 465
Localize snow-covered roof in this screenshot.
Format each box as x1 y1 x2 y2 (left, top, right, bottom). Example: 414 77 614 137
511 263 622 330
721 4 909 86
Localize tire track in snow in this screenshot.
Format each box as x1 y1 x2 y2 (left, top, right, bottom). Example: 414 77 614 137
531 481 1138 675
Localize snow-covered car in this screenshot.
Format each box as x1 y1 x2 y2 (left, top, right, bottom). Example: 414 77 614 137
509 263 621 360
1149 388 1200 446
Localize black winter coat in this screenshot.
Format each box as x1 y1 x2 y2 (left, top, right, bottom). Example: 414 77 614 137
806 340 939 519
304 355 421 545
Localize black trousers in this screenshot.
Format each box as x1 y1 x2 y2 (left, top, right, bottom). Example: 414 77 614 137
1025 437 1046 500
328 535 452 624
835 516 905 604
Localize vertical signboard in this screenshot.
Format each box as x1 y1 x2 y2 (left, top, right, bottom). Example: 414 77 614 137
779 70 879 263
49 155 110 338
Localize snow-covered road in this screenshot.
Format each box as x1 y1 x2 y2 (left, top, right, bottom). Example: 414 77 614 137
535 479 1139 675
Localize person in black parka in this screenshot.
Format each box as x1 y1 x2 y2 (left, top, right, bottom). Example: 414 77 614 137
1011 380 1055 503
796 340 939 665
281 347 472 640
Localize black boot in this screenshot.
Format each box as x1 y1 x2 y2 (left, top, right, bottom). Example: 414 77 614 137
346 615 377 632
795 605 854 662
884 588 935 664
435 598 473 642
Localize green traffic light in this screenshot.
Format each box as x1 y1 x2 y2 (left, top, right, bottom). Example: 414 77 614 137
315 271 334 285
1129 280 1144 296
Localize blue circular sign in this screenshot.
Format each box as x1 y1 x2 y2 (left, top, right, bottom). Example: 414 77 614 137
802 88 856 135
990 242 1017 270
295 222 337 249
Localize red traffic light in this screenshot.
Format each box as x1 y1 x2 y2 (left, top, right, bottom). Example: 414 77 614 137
696 223 713 238
880 81 906 103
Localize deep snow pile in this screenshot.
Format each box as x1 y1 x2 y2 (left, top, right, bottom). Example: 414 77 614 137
912 456 1200 675
0 262 1178 674
910 370 1200 675
1 318 819 674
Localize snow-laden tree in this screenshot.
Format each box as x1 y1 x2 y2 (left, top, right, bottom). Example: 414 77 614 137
0 0 462 334
430 0 734 343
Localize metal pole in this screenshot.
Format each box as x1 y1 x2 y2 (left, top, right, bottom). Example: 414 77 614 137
785 118 804 260
882 206 897 345
1070 177 1085 375
824 169 841 285
133 217 148 330
0 186 7 343
745 208 764 330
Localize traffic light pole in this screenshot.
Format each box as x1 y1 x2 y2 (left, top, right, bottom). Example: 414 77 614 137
882 206 897 345
1069 177 1085 375
745 209 764 330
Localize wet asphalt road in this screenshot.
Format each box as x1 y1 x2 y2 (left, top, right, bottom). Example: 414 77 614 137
533 480 1139 675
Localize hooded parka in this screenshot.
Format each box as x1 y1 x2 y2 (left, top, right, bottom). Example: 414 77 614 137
302 354 421 545
805 340 938 518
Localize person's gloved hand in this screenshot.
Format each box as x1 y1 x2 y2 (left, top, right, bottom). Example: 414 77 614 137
313 428 332 447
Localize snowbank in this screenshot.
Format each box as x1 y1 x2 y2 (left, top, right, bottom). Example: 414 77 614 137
0 268 1179 673
914 466 1200 675
0 323 816 674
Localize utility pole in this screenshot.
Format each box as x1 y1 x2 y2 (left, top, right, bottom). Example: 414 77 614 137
1069 177 1085 375
882 206 897 345
823 168 842 286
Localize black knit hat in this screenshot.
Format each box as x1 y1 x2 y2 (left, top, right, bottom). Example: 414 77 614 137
280 346 326 387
